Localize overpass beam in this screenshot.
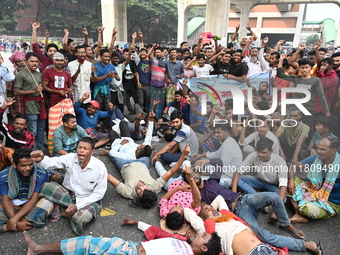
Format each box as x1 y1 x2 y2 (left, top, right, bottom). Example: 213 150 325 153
239 3 254 38
101 0 127 45
205 0 231 37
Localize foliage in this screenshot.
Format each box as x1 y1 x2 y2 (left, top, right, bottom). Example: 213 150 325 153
127 0 178 43
306 34 319 46
188 7 206 21
0 0 31 33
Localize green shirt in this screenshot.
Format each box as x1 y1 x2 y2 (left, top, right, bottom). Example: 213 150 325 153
277 67 329 113
14 68 42 114
278 122 310 147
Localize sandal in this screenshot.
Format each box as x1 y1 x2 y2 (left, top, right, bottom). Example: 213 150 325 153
311 242 323 255
279 225 305 240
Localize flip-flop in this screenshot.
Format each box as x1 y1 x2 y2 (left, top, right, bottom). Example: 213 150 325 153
279 225 306 240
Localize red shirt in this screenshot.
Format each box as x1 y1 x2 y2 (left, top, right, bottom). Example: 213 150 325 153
42 68 72 107
315 69 338 113
32 43 53 72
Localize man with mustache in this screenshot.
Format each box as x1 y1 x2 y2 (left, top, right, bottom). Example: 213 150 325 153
0 97 34 150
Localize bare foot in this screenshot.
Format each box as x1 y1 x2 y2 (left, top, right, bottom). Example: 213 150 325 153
305 241 322 255
290 213 309 223
99 148 109 156
23 231 38 255
282 224 305 239
151 144 156 150
60 210 71 219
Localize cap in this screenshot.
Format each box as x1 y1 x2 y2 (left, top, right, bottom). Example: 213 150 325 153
53 52 65 60
89 100 99 108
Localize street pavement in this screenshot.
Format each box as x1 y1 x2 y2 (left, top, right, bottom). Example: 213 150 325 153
0 51 339 255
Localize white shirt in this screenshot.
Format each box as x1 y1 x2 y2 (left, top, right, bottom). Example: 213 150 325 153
192 64 214 78
108 121 154 160
243 48 269 76
239 130 279 155
38 153 107 209
68 60 92 103
110 63 125 92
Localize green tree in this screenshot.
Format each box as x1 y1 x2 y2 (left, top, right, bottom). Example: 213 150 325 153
188 7 206 21
127 0 177 43
306 34 319 46
0 0 31 33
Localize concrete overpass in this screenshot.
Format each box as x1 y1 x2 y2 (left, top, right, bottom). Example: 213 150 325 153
101 0 340 46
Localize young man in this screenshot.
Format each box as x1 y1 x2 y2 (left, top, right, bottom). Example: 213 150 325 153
0 148 52 233
122 48 138 114
189 93 206 134
22 217 221 255
0 134 14 171
185 54 214 78
209 50 231 76
151 110 199 164
68 45 93 104
163 90 189 123
31 137 108 235
53 114 88 156
275 107 310 164
0 97 34 149
14 52 46 151
42 52 74 155
289 136 340 224
227 49 248 82
193 124 242 188
277 55 330 139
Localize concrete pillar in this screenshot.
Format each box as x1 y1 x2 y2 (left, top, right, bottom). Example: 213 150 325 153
101 0 127 46
205 0 231 37
177 0 190 45
293 4 305 47
336 16 340 46
239 3 254 38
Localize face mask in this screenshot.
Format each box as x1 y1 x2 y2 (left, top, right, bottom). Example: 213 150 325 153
77 56 85 63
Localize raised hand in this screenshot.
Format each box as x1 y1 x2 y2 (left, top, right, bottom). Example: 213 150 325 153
262 36 269 45
138 30 143 38
2 97 16 108
30 150 44 163
98 26 105 33
112 26 117 35
277 39 285 45
45 32 50 37
82 92 91 101
82 27 88 36
182 144 190 156
64 28 69 34
298 44 305 50
32 22 40 30
132 31 137 39
246 23 252 32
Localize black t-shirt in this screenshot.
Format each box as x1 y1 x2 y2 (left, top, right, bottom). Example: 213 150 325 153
213 60 231 75
229 60 248 77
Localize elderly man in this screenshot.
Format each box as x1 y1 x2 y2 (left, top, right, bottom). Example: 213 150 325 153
22 217 221 255
0 52 15 83
74 92 114 148
0 148 52 233
289 136 340 223
30 137 107 235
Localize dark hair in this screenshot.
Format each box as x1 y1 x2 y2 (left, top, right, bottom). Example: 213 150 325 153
166 211 184 230
319 47 327 54
182 48 190 54
189 93 199 101
62 114 76 123
99 49 110 56
298 57 313 67
321 57 334 66
164 132 175 142
13 148 32 165
256 116 270 126
123 48 129 53
308 50 316 56
184 56 193 61
282 58 290 69
75 45 86 52
270 51 280 60
138 145 152 158
67 39 74 46
25 52 40 61
201 232 222 255
22 43 28 47
15 113 29 123
202 43 209 48
180 41 188 47
0 134 3 142
235 49 243 54
140 189 157 208
317 116 337 133
174 90 183 96
256 137 274 151
292 49 304 59
322 136 340 150
58 49 68 57
256 101 269 110
331 52 340 59
139 48 147 53
197 54 205 60
83 44 91 49
207 101 214 108
46 43 58 52
78 137 95 149
112 52 120 58
214 123 231 132
224 99 233 107
170 110 184 121
227 42 233 49
205 47 213 51
169 48 177 54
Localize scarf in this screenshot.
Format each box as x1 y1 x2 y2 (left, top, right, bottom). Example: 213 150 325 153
293 152 340 213
7 164 37 200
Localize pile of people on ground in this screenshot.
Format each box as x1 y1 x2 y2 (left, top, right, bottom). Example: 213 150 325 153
1 23 338 255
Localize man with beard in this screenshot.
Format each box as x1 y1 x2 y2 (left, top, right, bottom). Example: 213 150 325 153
0 148 52 233
151 110 199 164
53 114 88 156
0 98 34 149
22 217 221 255
31 22 58 72
275 107 310 164
42 52 75 155
31 137 107 235
148 43 167 118
239 117 279 159
68 45 93 104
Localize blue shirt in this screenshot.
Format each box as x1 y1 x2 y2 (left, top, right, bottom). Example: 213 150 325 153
93 61 116 86
190 105 206 134
301 154 340 205
137 59 151 85
0 165 48 201
0 62 15 82
74 100 113 129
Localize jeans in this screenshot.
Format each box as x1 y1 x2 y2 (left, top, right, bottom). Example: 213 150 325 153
108 155 150 171
161 152 182 163
238 176 280 194
26 114 45 150
234 192 305 252
137 85 150 112
155 160 191 190
248 244 278 255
